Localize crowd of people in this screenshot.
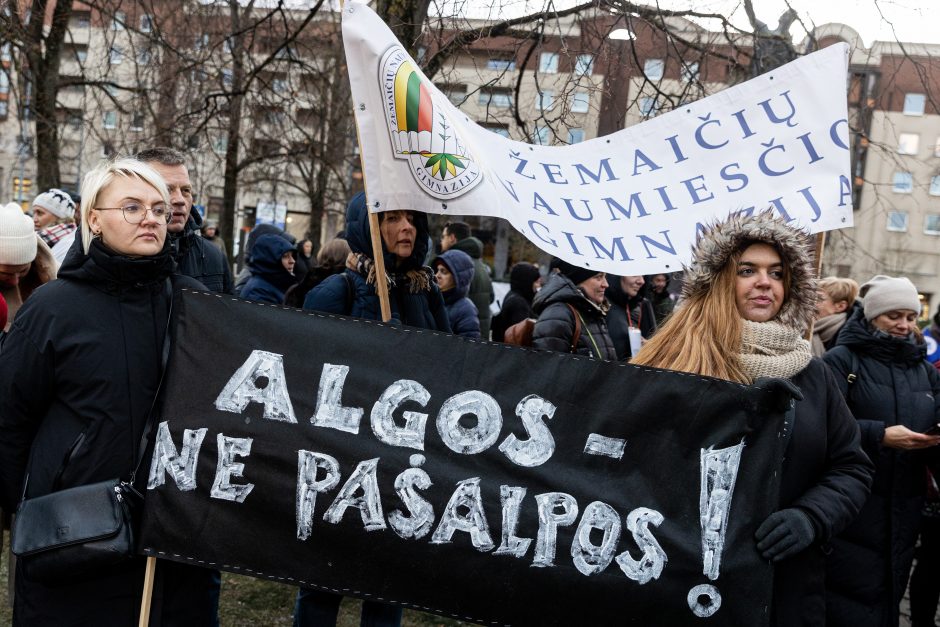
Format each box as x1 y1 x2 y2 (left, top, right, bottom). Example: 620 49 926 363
1 153 940 627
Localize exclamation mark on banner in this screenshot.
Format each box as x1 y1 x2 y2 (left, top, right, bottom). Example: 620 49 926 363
687 441 745 618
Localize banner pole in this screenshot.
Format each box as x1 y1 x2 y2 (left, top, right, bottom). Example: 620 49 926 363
804 232 826 341
138 556 157 627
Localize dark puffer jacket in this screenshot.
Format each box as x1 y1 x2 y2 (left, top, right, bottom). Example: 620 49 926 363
823 308 940 627
434 249 479 339
303 194 450 332
173 210 234 294
241 234 297 304
531 272 617 360
605 278 657 361
450 236 493 338
0 238 214 625
491 262 541 342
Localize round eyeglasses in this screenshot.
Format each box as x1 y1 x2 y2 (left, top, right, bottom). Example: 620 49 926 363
94 202 170 224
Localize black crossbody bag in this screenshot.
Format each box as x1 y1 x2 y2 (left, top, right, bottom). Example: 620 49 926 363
11 280 173 584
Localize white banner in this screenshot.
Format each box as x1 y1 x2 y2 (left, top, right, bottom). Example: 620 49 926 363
342 2 852 275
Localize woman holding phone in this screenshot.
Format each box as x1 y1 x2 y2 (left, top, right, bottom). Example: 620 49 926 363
821 276 940 627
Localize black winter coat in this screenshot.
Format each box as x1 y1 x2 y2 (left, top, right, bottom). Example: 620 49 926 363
531 273 617 360
0 238 215 626
823 309 940 627
173 211 234 294
491 263 540 342
773 359 874 627
605 279 657 360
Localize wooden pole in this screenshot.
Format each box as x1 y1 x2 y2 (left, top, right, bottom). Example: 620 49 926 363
138 556 157 627
804 232 827 341
367 210 393 322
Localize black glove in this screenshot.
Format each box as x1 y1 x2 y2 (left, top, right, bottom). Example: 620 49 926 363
755 508 816 562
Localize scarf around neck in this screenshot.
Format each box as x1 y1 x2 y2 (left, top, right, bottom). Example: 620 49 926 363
346 251 433 293
740 319 813 382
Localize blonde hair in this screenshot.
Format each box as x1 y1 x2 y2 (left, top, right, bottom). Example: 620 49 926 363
79 158 170 253
818 276 858 307
632 244 791 384
632 256 748 383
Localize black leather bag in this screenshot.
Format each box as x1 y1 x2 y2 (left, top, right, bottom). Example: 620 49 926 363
12 479 138 584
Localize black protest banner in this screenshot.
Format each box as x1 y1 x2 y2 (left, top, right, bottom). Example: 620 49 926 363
140 289 791 626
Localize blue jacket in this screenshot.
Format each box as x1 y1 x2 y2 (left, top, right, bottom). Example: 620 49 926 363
433 249 479 338
304 193 450 331
241 234 296 304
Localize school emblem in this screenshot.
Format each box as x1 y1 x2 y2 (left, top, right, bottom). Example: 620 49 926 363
380 46 482 200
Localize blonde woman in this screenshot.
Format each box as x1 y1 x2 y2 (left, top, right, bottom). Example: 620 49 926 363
812 276 859 356
633 212 873 627
0 159 213 625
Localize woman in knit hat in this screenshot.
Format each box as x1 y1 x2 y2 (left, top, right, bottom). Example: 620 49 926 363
0 201 56 331
822 275 940 627
632 211 873 627
530 258 617 359
31 188 76 249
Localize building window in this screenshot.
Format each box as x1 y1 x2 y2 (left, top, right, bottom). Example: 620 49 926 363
223 38 233 54
568 128 585 144
111 11 126 31
71 11 91 29
539 52 559 74
532 126 551 145
436 83 467 106
931 175 940 196
640 97 660 118
904 93 926 116
67 110 82 129
212 134 228 153
222 69 234 89
575 54 594 76
140 14 153 32
486 57 516 71
892 172 913 193
926 214 940 235
537 90 554 111
102 141 115 157
75 47 88 63
102 110 117 129
110 46 123 65
681 61 700 83
0 100 7 118
272 77 288 93
479 87 511 108
887 211 908 232
0 71 8 95
1 43 10 62
644 59 664 81
571 91 590 113
138 48 152 65
194 34 209 51
480 123 510 138
130 112 144 131
898 133 919 155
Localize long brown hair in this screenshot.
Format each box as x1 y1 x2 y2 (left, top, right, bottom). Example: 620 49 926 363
632 249 751 382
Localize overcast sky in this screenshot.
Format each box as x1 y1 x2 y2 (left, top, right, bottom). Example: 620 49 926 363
438 0 940 47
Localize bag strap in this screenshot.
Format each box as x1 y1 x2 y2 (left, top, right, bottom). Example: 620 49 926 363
566 303 582 353
129 278 174 486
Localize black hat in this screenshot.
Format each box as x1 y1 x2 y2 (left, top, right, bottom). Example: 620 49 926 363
555 258 599 285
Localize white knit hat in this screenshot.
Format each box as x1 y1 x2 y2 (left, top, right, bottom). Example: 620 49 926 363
861 275 921 320
0 202 38 265
32 188 75 220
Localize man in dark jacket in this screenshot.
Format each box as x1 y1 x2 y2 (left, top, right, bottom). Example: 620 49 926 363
441 221 493 338
137 147 234 294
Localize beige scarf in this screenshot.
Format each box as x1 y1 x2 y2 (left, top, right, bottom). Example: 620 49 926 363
740 320 813 382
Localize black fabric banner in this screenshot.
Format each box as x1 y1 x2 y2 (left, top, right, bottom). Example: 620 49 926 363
140 290 792 626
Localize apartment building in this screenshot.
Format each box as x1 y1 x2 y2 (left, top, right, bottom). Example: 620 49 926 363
2 4 939 304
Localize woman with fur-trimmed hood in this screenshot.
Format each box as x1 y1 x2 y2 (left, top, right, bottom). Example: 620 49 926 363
633 211 873 627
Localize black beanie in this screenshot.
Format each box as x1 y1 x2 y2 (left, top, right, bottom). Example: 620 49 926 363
555 258 599 285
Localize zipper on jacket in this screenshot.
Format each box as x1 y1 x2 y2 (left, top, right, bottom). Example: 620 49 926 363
51 430 87 491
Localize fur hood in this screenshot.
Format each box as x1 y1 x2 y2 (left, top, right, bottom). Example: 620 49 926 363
683 211 817 330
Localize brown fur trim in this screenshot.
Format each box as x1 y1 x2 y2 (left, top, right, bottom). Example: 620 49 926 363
683 211 817 330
